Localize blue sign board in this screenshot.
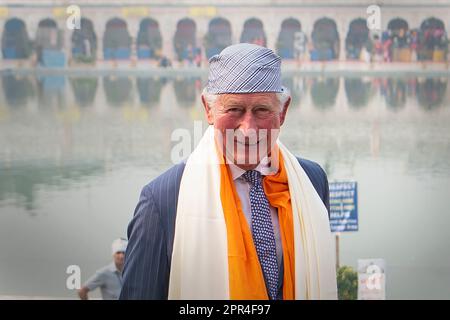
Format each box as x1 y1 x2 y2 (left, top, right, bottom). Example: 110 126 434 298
329 181 358 232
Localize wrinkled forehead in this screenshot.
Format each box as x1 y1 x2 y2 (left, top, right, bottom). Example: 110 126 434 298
218 92 278 106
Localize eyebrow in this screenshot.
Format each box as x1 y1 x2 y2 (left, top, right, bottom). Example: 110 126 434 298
223 100 273 106
223 103 245 108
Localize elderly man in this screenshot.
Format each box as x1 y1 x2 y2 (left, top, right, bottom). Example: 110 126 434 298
120 43 337 300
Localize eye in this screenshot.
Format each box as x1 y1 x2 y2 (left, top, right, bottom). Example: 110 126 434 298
226 107 244 114
254 107 271 115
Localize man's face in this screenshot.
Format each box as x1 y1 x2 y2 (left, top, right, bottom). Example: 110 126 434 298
113 252 125 269
202 92 290 170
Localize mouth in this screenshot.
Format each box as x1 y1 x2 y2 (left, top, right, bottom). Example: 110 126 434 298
234 138 262 146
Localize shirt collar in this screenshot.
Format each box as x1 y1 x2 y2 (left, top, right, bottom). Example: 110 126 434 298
228 156 277 181
108 262 120 273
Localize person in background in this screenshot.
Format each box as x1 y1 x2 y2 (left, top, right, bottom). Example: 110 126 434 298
159 56 172 68
194 47 202 67
373 34 384 62
382 31 393 62
78 238 127 300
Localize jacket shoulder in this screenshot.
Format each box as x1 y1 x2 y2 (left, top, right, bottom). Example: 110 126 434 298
297 157 325 177
296 157 330 215
143 162 186 199
140 161 186 231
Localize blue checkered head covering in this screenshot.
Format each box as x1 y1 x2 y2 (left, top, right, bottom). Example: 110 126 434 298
206 43 283 94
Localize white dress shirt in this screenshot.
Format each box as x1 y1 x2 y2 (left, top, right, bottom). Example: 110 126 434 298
228 157 283 269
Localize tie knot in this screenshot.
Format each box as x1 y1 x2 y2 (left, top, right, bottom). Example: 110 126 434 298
242 170 262 185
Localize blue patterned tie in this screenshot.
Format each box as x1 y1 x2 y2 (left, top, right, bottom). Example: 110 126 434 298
242 170 279 300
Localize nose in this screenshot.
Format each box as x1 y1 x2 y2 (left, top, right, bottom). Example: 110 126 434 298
237 110 258 136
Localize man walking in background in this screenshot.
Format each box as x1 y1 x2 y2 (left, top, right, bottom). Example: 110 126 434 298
78 238 127 300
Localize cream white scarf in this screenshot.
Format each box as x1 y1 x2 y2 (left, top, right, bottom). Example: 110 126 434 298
168 126 337 299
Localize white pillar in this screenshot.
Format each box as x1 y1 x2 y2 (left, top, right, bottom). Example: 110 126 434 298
263 14 279 51
196 17 209 49
195 17 209 65
228 15 244 44
301 14 314 59
93 18 106 62
58 20 72 65
128 18 140 64
159 14 177 61
338 19 348 61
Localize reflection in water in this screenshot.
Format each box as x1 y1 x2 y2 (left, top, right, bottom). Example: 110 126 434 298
2 74 447 113
174 77 200 108
416 78 447 111
345 78 372 109
103 76 132 107
70 77 98 107
310 77 339 109
282 76 305 108
37 76 66 110
2 74 35 107
0 163 104 212
384 78 407 110
137 77 166 107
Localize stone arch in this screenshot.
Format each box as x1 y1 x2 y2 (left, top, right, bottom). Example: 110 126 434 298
311 17 340 60
1 18 32 59
103 18 131 60
276 18 302 59
35 18 65 65
418 17 447 61
387 18 409 33
173 18 197 62
240 18 266 47
345 18 369 60
71 18 97 62
137 18 162 60
204 17 232 59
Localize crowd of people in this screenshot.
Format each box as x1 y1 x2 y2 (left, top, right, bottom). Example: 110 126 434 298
368 27 448 62
173 28 449 66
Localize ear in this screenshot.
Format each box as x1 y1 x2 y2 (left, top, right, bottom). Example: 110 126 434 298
201 95 214 125
279 96 291 126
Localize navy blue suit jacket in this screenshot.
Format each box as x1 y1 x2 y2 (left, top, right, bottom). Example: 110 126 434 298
120 158 330 299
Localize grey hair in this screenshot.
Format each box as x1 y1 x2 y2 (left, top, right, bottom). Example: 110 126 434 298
202 86 290 110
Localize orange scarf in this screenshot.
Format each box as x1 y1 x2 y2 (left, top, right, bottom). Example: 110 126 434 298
219 152 295 300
